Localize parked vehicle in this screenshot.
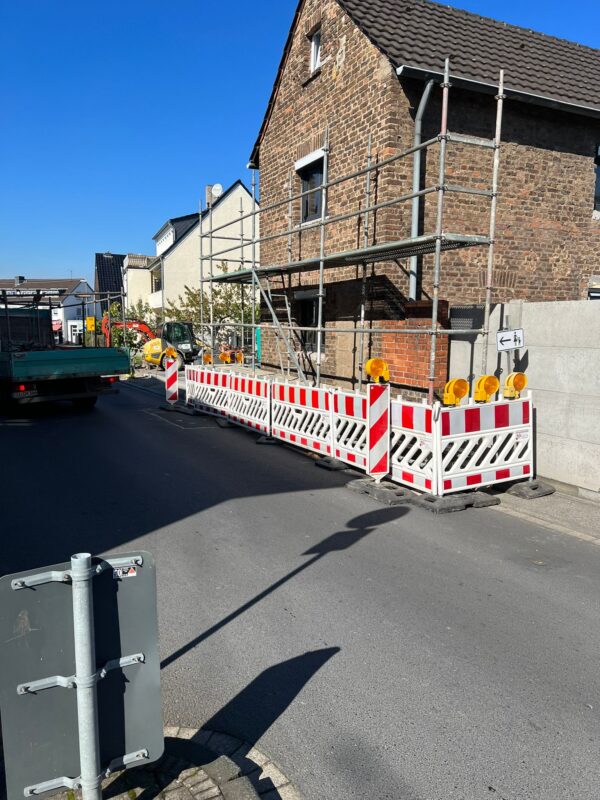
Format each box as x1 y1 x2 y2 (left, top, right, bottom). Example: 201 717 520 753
101 317 199 369
0 293 129 409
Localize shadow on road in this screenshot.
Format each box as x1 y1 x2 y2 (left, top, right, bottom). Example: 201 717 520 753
161 507 408 670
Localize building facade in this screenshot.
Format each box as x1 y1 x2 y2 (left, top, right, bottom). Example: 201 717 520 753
250 0 600 394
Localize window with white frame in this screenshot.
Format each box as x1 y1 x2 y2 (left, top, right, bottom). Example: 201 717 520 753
310 27 322 73
296 149 325 224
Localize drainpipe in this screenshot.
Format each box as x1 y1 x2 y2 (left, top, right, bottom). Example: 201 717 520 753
409 79 435 301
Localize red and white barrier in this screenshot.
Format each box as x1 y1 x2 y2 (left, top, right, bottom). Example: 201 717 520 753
271 383 333 456
437 395 532 494
333 390 368 469
165 359 178 405
390 399 436 493
184 366 533 497
228 372 271 433
185 366 229 417
367 384 390 482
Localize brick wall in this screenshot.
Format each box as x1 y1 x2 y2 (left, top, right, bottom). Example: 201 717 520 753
256 0 600 395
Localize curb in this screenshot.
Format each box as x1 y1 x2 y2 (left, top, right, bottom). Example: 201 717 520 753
46 727 302 800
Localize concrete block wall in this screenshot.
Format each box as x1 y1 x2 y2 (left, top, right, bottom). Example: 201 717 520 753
449 300 600 501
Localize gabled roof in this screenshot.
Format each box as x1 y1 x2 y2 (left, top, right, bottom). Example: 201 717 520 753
152 180 254 261
250 0 600 166
94 252 125 296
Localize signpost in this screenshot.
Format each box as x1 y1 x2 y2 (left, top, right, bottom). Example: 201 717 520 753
0 551 163 800
496 328 524 352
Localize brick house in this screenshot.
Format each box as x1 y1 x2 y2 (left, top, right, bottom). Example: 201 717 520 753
246 0 600 395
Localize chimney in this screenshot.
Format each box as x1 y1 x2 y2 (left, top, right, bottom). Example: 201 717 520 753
205 185 214 208
14 275 25 285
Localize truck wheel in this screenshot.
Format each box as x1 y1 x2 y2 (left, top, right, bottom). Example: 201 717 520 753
73 396 98 411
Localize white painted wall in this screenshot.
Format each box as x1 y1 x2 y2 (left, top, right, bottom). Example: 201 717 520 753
162 185 260 307
449 300 600 501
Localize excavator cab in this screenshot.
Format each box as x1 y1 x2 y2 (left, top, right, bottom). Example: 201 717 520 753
144 321 199 370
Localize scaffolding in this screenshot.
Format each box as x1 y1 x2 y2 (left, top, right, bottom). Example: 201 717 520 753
198 59 506 403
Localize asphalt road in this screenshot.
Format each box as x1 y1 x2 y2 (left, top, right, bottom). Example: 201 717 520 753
2 383 599 799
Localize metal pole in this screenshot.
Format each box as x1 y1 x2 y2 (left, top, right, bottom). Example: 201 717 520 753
71 553 102 800
315 129 329 387
82 301 86 347
427 58 450 405
287 171 293 265
199 197 205 358
209 194 215 361
251 169 257 373
481 70 505 375
240 197 245 351
160 257 165 325
358 134 372 392
409 79 435 300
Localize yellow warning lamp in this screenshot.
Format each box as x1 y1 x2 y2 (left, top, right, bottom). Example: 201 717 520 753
503 371 528 399
203 352 213 365
218 351 232 364
443 378 469 406
235 351 244 364
365 358 390 384
474 374 500 403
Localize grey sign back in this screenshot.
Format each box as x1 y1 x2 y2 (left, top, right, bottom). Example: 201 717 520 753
0 551 163 800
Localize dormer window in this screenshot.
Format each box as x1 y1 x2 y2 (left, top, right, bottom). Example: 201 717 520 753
310 27 322 74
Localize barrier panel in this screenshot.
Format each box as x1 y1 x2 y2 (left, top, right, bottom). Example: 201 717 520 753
185 367 533 497
228 372 271 434
185 366 229 417
389 399 437 494
271 383 333 456
332 390 368 470
438 394 533 495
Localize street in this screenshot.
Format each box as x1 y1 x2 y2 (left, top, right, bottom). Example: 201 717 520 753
1 384 599 800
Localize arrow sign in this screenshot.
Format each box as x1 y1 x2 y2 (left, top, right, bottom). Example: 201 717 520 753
496 328 525 352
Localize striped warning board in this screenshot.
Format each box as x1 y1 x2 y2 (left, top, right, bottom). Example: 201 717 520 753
367 384 390 482
165 359 178 405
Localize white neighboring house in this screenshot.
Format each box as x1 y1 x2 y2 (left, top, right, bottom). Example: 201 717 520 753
146 180 260 314
0 276 96 343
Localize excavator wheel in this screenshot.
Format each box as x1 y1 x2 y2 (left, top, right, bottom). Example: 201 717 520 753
160 352 184 371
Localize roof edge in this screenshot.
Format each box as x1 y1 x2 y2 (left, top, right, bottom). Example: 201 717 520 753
397 64 600 119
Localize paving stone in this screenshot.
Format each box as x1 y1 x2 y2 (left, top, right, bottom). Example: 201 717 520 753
202 756 241 785
193 787 222 800
260 786 304 800
256 763 289 790
177 766 201 780
164 727 181 738
188 778 216 795
220 776 260 800
206 732 243 757
190 729 214 747
240 748 270 769
183 770 211 788
178 727 199 740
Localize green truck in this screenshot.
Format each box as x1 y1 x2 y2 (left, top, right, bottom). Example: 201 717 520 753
1 301 130 409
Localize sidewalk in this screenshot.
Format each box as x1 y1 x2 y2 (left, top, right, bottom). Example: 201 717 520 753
490 487 600 545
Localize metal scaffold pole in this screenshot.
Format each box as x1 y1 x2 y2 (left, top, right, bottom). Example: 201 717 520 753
209 194 215 362
240 197 245 349
358 134 372 392
251 170 257 373
481 69 505 374
315 129 330 388
199 197 205 358
427 57 450 405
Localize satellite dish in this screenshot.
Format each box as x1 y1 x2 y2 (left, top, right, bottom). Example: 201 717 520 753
211 183 223 199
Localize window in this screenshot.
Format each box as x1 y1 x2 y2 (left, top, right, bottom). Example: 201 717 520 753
152 272 162 293
594 144 600 212
295 289 324 353
310 28 321 73
298 159 324 223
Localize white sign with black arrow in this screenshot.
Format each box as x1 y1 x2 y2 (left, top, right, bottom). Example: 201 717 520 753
496 328 525 352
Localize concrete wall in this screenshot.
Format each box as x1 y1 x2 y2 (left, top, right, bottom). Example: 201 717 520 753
449 300 600 501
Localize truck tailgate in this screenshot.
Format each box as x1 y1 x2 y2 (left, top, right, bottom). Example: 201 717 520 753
3 348 130 381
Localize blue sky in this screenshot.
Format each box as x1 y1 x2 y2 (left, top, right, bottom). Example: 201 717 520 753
1 0 598 283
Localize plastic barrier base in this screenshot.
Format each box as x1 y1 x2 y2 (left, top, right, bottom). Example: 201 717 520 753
506 480 555 499
315 456 348 471
347 478 500 513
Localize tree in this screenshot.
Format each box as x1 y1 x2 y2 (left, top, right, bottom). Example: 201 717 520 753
165 263 259 348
